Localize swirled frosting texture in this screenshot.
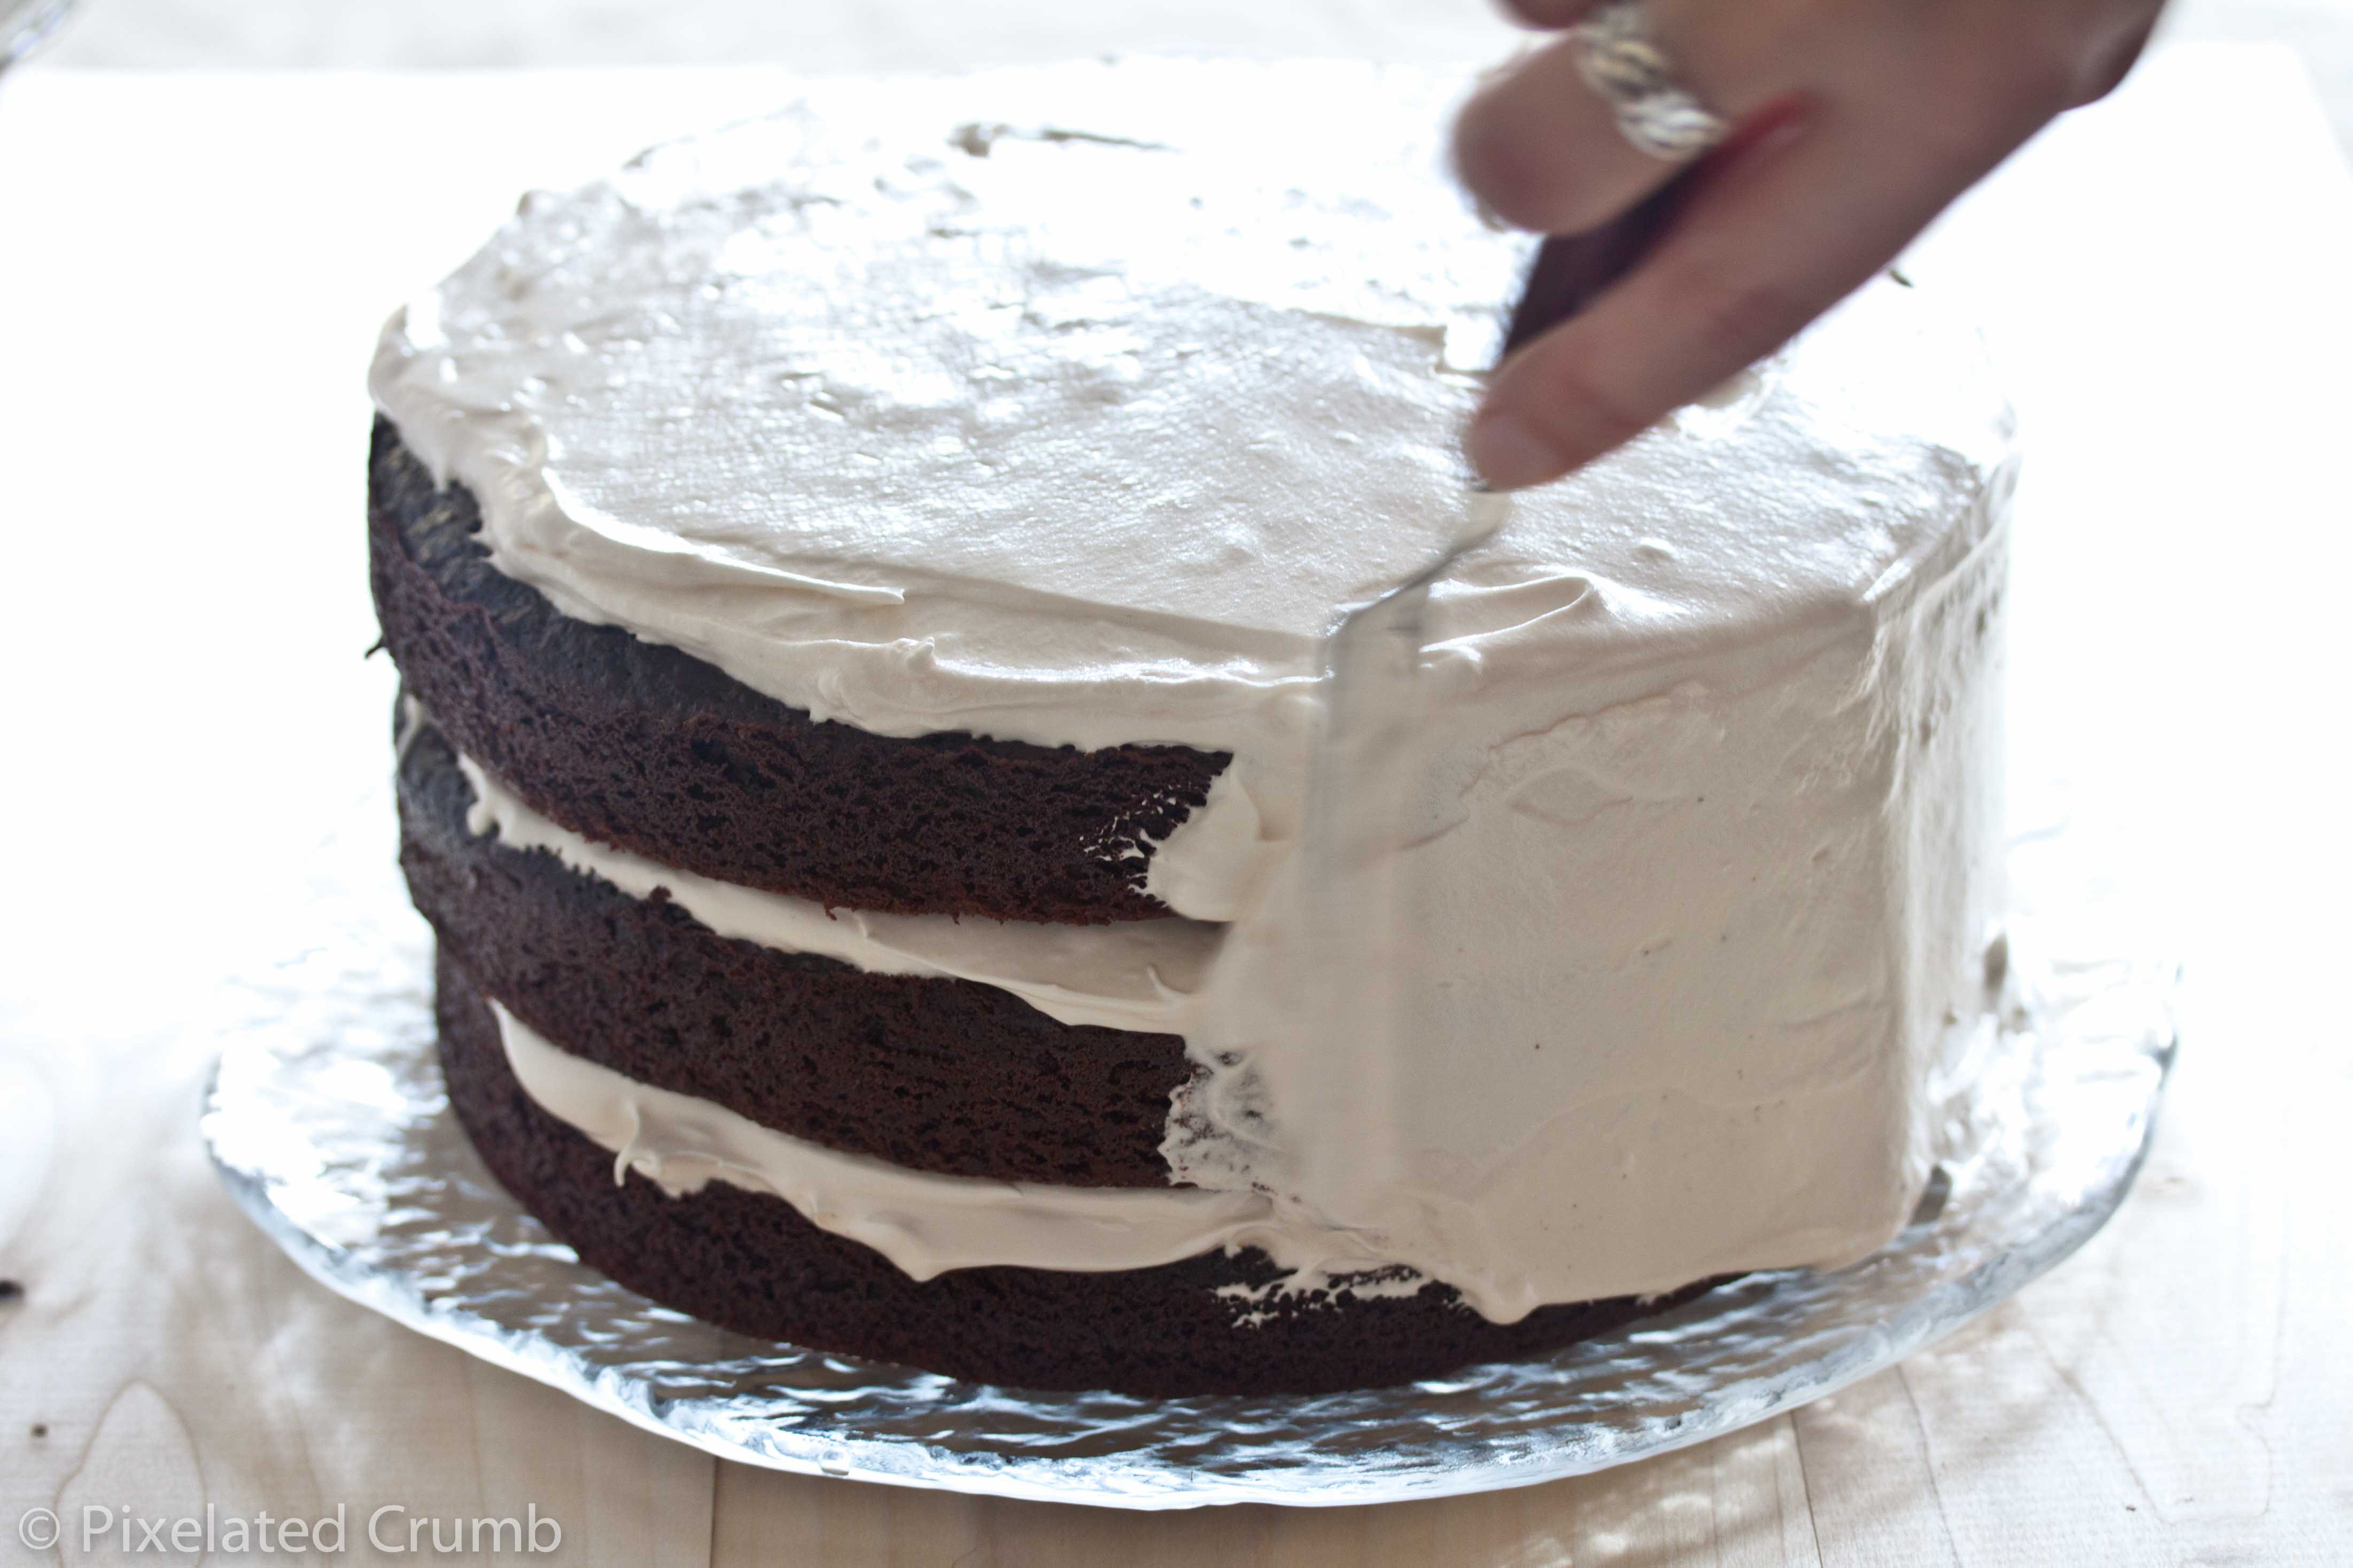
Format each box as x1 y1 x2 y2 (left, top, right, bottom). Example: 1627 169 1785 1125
375 59 2016 1315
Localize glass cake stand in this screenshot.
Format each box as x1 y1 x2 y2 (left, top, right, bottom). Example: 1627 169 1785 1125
201 801 2176 1510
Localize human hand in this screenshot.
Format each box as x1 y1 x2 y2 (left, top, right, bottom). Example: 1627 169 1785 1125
1457 0 2164 489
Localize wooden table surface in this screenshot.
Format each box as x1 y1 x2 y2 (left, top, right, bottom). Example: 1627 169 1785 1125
3 40 2350 1568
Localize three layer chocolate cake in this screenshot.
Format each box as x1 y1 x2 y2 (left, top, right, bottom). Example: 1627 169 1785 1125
368 60 2014 1395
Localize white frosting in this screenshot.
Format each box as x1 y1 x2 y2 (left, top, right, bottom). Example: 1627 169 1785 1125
382 60 2016 1319
1139 768 1267 924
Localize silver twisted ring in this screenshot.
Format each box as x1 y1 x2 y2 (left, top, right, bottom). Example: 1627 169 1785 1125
1567 1 1730 162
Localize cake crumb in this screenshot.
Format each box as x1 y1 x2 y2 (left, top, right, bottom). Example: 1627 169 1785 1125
29 1423 46 1440
0 1280 22 1303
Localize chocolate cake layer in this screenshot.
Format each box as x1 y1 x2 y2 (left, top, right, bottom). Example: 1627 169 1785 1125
369 418 1228 925
437 949 1720 1395
400 715 1194 1187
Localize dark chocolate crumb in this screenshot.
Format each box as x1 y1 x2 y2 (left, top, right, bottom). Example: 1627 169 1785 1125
29 1423 46 1439
0 1280 22 1303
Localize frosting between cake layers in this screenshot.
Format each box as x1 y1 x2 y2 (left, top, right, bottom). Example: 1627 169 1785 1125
378 59 2018 1318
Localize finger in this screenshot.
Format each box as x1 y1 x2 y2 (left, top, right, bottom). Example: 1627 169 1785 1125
1454 4 1788 237
1466 111 1973 489
1493 0 1606 30
2072 9 2159 106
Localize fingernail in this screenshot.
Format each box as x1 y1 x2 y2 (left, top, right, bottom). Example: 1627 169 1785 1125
1465 410 1561 491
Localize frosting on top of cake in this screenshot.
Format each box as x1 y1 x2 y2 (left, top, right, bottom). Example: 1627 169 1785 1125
376 60 2018 1316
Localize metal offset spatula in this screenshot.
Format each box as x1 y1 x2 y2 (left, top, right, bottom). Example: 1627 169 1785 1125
1315 171 1697 747
1291 177 1696 1133
1308 173 1698 821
